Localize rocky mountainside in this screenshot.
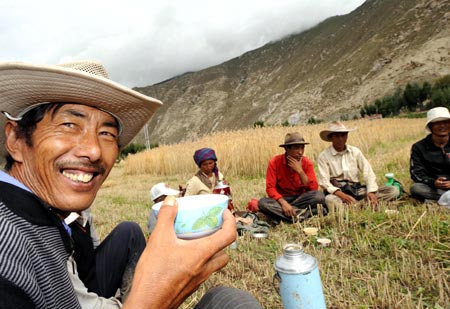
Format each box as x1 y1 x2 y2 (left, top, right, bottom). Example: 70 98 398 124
134 0 450 145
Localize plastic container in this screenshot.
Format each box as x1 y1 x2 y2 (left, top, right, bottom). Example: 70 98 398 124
385 173 402 197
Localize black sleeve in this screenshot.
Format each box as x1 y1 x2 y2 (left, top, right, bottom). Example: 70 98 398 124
0 276 35 309
410 143 434 187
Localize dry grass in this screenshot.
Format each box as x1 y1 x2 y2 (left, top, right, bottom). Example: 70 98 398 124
123 118 422 185
92 118 450 308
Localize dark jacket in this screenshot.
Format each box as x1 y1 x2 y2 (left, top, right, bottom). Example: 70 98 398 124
0 182 80 308
410 134 450 187
70 219 99 293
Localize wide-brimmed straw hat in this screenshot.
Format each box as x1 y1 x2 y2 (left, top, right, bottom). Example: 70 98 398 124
279 132 310 147
319 121 357 142
425 107 450 133
0 61 162 158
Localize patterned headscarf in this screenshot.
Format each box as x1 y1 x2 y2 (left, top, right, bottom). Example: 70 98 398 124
193 148 217 166
193 148 219 178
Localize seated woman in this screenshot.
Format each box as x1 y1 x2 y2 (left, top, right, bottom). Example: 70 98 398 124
185 147 224 196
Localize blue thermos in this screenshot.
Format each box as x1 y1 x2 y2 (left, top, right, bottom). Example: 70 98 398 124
274 243 326 309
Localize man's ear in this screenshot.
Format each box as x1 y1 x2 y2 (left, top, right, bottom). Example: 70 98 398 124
5 121 25 163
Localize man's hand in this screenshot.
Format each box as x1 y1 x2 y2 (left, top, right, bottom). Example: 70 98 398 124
286 155 303 174
435 177 450 190
286 155 308 184
366 192 378 208
124 196 235 309
279 198 296 217
334 190 356 204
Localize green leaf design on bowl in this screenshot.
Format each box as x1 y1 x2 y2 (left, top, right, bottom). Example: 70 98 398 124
191 206 223 230
192 217 209 230
207 207 222 217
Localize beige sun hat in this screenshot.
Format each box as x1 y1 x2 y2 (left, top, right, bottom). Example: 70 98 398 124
319 121 357 142
425 107 450 133
279 132 310 147
0 61 162 158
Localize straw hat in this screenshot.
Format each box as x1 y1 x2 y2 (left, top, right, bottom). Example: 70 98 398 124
319 121 357 142
279 132 310 147
0 61 162 158
425 107 450 133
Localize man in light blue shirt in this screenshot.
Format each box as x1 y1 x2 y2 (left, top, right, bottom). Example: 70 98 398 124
0 61 261 308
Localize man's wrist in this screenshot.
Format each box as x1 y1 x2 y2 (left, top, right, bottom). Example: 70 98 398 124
333 189 342 195
277 197 289 206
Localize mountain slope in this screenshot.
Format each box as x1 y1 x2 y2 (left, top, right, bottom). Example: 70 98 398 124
135 0 450 145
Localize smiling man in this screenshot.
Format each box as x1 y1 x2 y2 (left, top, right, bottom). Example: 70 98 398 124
5 104 118 211
258 132 326 224
410 107 450 202
0 61 261 308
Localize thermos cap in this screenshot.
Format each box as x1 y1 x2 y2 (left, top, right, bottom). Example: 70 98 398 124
274 243 318 274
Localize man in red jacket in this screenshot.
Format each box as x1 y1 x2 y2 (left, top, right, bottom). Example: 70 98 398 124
258 132 326 224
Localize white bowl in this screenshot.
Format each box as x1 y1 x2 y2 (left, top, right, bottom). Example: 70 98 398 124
152 194 228 239
303 227 319 236
385 209 399 216
317 238 332 247
252 232 268 239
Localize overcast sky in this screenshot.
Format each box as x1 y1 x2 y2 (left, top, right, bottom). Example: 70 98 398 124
1 0 365 87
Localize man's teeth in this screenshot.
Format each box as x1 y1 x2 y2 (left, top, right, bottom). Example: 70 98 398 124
62 171 94 183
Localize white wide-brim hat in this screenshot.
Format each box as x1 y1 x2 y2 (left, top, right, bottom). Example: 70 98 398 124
0 61 162 159
425 107 450 133
150 182 180 201
319 121 357 142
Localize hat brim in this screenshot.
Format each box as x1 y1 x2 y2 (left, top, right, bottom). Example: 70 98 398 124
153 188 180 201
161 188 181 196
0 62 162 159
425 116 450 133
319 128 356 142
279 142 310 147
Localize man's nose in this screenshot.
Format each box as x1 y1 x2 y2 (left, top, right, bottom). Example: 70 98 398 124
75 131 102 161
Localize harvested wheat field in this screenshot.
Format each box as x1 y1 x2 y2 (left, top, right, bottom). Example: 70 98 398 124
92 118 450 308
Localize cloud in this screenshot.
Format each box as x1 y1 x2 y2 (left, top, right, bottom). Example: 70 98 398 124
0 0 365 87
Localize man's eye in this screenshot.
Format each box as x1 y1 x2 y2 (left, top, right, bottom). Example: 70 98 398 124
63 122 75 128
100 131 118 139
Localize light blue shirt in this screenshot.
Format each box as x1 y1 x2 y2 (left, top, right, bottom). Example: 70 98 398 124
0 170 32 193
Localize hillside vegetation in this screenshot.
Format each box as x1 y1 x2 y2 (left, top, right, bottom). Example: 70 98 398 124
92 118 449 308
361 74 450 117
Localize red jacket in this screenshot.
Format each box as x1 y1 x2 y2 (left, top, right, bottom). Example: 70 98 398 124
266 153 319 200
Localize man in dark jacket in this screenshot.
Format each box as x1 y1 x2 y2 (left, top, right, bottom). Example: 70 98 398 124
410 107 450 201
